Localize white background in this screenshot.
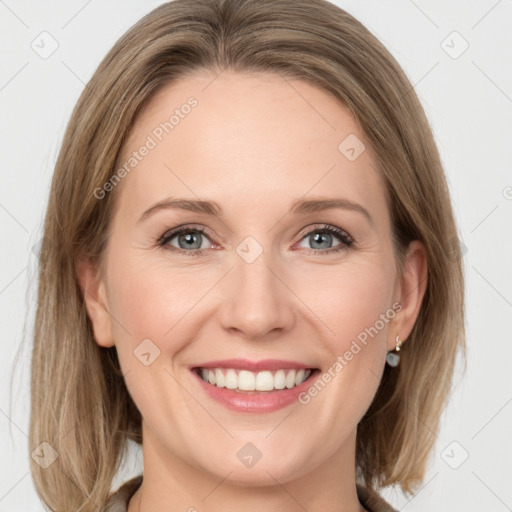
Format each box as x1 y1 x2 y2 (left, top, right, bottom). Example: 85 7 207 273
1 1 511 510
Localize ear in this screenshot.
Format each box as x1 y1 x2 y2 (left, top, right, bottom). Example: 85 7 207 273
77 257 115 348
389 240 428 350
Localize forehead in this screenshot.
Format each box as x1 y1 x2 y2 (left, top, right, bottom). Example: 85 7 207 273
115 70 386 221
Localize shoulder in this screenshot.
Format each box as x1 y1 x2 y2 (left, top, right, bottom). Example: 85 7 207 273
105 475 143 512
357 484 398 512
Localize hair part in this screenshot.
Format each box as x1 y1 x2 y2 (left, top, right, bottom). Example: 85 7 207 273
29 0 465 509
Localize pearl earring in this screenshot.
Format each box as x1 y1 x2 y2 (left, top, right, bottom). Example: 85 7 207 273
386 335 403 367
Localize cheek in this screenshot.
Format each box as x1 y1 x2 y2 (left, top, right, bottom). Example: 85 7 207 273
300 265 396 428
104 256 200 414
295 260 394 409
105 253 203 353
301 259 394 349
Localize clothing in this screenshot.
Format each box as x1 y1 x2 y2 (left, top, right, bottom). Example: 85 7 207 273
105 474 398 512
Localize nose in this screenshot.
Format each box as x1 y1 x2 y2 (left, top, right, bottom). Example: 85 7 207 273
218 246 297 341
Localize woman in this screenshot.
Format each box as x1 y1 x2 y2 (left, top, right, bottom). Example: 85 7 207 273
29 0 465 511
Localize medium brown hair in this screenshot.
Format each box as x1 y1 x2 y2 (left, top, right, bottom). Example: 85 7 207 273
29 0 465 509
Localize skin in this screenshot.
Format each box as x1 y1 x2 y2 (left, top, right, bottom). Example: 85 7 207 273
79 70 427 512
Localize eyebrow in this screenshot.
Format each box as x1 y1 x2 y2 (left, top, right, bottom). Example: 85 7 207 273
137 196 373 226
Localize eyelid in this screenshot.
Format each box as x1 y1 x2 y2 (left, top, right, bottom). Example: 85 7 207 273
158 223 213 244
295 223 353 244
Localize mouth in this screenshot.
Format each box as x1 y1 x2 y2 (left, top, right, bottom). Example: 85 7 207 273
192 366 319 393
189 358 321 412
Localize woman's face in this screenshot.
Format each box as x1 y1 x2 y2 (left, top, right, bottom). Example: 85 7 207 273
83 70 425 486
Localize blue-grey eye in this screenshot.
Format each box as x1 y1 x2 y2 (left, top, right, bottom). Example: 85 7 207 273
161 227 211 251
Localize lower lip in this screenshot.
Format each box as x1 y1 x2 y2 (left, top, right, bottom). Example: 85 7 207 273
191 369 320 413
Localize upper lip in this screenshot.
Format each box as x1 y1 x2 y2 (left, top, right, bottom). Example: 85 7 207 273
191 358 316 372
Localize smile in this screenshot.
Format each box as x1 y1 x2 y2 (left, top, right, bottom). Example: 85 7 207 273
194 367 314 392
190 363 321 413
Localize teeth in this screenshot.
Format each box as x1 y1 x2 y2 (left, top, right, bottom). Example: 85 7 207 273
197 368 312 391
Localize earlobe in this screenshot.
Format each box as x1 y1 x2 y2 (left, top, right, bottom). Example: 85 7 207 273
77 258 115 348
391 240 428 349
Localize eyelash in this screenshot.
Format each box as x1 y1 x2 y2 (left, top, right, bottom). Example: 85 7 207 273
157 223 355 258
